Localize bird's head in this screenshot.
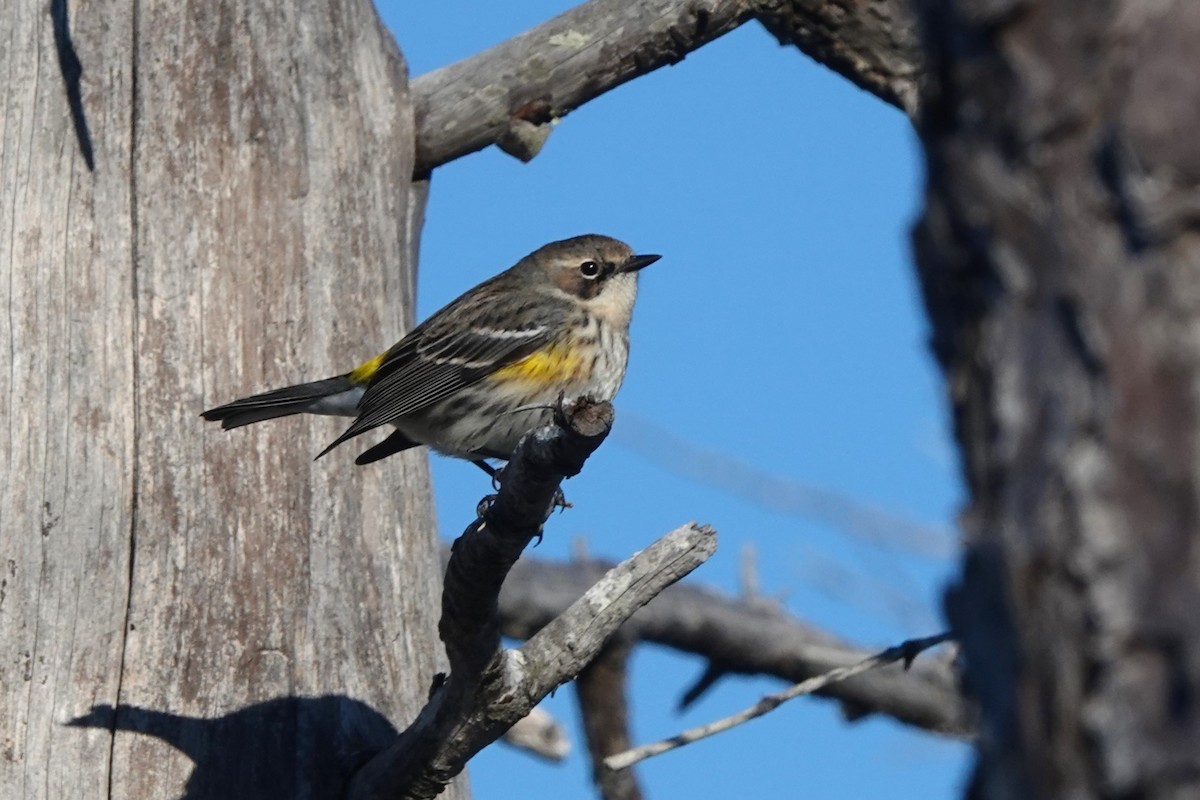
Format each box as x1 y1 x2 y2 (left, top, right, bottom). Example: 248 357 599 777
521 234 661 323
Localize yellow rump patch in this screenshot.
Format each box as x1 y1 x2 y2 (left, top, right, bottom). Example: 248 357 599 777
492 343 586 386
349 352 387 385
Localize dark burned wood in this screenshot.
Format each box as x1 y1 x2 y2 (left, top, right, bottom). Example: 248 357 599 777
916 1 1200 797
576 637 644 800
349 401 719 800
493 553 971 736
439 398 613 674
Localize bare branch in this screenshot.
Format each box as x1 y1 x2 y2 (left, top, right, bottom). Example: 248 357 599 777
501 708 571 762
605 633 953 771
410 0 924 174
411 0 753 173
494 553 971 736
358 525 732 798
347 397 620 799
411 0 758 174
576 637 644 800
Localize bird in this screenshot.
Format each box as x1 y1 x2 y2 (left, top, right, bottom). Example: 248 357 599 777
202 234 661 475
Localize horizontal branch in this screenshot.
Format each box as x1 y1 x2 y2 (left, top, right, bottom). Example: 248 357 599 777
491 553 971 736
410 0 923 174
411 0 758 173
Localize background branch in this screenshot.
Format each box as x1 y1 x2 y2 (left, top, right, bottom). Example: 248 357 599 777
755 0 921 115
605 632 953 771
489 551 970 736
575 637 644 800
501 708 571 762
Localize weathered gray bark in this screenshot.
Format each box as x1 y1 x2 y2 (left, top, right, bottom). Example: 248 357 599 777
1 2 463 798
916 1 1200 797
410 0 924 175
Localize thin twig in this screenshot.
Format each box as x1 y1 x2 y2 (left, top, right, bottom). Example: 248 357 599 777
604 633 954 771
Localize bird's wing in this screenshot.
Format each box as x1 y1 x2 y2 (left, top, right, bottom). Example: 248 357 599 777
360 323 550 423
316 286 555 456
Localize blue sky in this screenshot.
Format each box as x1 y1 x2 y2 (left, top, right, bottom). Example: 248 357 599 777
378 3 970 797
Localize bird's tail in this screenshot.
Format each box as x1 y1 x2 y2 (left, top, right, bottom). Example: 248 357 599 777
202 376 362 430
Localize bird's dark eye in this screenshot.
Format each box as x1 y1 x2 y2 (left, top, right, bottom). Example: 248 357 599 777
579 260 601 279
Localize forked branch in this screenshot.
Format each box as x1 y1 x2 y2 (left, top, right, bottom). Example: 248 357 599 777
346 399 717 799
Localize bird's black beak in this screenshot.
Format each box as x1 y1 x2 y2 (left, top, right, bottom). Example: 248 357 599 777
621 254 662 273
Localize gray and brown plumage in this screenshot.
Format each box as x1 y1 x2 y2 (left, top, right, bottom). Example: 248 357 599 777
202 234 660 472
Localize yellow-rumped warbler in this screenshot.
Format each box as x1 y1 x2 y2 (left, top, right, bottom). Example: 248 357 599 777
202 234 660 474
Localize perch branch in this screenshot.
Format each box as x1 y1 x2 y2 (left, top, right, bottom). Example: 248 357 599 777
347 397 615 799
605 632 953 771
346 399 718 799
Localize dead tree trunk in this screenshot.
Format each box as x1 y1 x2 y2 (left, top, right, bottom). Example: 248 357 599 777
916 1 1200 797
0 2 464 797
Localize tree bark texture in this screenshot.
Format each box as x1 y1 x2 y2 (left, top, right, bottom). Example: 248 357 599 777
409 0 925 175
916 1 1200 797
756 0 922 116
1 2 464 798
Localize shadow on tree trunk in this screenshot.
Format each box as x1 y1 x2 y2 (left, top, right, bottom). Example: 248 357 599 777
68 696 397 799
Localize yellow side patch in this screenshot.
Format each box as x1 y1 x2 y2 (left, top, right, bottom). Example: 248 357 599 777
349 352 387 385
492 343 586 386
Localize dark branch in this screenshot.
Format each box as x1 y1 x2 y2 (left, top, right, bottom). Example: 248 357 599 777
576 637 644 800
347 399 718 799
437 398 613 674
410 0 924 175
493 553 971 736
348 398 612 799
678 661 729 711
